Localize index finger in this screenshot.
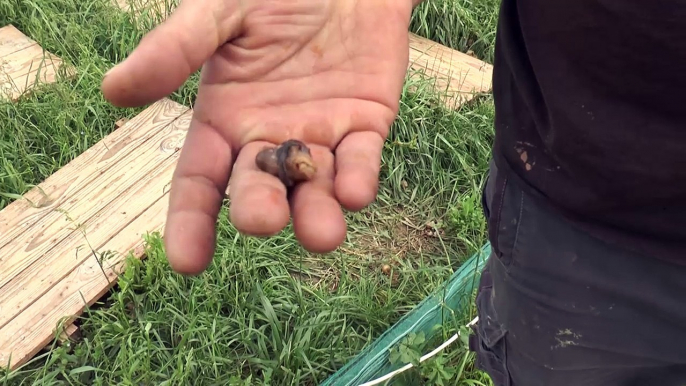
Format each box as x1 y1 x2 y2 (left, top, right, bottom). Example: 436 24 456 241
164 117 233 275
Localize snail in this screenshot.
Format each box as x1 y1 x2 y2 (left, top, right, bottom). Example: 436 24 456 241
255 139 317 188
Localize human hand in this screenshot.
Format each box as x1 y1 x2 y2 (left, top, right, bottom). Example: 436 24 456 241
101 0 414 274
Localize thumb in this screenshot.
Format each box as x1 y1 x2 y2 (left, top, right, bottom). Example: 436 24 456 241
102 0 242 107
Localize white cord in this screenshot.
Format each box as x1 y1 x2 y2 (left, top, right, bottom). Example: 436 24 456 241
357 316 479 386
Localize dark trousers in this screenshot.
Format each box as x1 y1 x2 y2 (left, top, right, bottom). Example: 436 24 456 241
469 161 686 386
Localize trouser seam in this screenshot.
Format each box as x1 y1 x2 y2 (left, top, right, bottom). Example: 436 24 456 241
494 176 508 251
512 189 525 263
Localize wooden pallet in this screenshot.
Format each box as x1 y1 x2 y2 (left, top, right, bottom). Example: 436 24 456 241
0 98 191 370
407 33 493 108
0 25 75 101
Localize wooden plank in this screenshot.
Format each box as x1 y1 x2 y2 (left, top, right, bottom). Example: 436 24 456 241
0 24 75 101
0 25 36 57
407 33 493 108
0 129 184 326
1 44 63 78
0 100 191 370
0 107 191 329
0 170 174 369
57 324 80 344
0 98 187 248
114 117 129 128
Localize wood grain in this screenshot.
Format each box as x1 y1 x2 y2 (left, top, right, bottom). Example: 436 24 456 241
57 324 80 344
0 25 36 57
1 44 63 78
407 33 493 109
0 108 191 330
114 117 130 128
3 68 58 94
0 24 75 101
0 181 173 369
0 101 192 370
0 98 188 248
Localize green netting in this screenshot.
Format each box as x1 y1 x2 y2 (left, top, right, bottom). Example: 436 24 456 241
320 243 491 386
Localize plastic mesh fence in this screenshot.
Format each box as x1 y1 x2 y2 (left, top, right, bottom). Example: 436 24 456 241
320 243 491 386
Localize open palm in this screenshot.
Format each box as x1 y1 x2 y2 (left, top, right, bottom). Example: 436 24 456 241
102 0 414 274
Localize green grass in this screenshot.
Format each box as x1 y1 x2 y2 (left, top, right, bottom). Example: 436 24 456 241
410 0 500 63
0 0 499 384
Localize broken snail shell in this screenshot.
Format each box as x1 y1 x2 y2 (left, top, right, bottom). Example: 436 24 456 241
255 139 317 188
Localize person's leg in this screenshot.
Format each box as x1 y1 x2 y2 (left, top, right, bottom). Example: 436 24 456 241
469 160 686 386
